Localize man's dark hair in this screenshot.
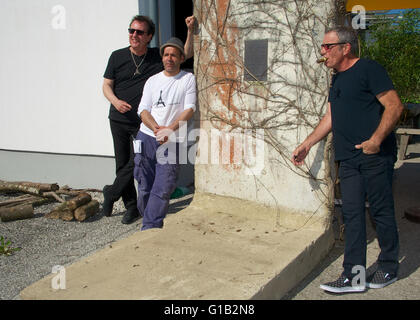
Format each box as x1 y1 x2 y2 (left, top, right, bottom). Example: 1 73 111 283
130 15 155 37
326 26 359 56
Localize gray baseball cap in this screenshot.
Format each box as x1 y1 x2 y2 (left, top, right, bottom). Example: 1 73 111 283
160 37 185 57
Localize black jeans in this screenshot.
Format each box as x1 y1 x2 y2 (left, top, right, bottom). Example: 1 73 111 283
108 119 139 210
339 152 399 279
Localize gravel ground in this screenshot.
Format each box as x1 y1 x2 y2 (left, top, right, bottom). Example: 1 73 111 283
0 191 193 300
1 144 419 300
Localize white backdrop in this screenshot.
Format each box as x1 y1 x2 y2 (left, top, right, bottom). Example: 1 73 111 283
0 0 138 156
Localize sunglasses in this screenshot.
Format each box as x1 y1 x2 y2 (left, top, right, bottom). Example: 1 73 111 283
321 42 347 50
128 28 147 36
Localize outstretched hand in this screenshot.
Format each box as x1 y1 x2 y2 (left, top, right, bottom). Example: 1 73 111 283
292 144 310 166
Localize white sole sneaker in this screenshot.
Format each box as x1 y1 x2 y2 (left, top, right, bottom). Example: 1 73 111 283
320 284 366 294
320 275 366 294
367 277 397 289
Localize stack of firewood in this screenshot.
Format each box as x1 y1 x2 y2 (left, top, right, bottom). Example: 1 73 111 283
0 180 100 222
45 192 99 222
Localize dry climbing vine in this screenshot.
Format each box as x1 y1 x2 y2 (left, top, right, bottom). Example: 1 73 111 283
194 0 349 229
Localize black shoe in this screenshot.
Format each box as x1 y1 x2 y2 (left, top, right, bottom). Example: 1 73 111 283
121 208 141 224
320 274 366 294
367 270 397 289
102 185 115 217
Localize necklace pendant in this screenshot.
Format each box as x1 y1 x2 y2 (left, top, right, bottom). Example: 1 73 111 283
130 48 147 78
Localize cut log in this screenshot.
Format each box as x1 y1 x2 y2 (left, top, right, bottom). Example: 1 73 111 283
0 181 59 196
14 181 59 192
42 192 65 203
29 197 54 208
60 209 75 221
67 192 92 210
44 193 91 221
45 208 74 221
0 183 41 196
50 201 71 212
74 200 99 222
0 196 54 208
44 210 61 220
55 189 101 197
0 195 34 207
0 204 34 222
45 201 72 221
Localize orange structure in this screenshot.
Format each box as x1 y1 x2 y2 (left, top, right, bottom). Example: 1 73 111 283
346 0 420 11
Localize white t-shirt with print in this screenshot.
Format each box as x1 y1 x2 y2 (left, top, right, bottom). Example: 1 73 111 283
138 70 196 142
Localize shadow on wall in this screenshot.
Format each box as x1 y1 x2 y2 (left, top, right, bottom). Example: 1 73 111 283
308 141 328 192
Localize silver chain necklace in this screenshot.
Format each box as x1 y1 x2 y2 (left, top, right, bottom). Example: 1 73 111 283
130 48 147 78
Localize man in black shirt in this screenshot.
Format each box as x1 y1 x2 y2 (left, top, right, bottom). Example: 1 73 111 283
103 15 195 224
292 27 403 293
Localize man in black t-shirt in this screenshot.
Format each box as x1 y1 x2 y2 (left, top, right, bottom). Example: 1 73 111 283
102 15 195 224
292 27 404 293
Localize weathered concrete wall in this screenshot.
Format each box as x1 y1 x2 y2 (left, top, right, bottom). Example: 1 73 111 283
193 0 345 229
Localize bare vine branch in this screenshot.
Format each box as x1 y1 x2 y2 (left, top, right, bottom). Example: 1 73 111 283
195 0 345 226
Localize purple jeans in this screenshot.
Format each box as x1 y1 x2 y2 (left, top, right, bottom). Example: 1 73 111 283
134 131 180 230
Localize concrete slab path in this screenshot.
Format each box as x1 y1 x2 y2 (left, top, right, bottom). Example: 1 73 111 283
20 193 333 300
19 143 420 301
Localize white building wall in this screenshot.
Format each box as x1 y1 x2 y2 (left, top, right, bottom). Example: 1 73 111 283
0 0 139 156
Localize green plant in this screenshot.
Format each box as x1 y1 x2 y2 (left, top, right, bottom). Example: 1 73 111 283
0 236 21 256
360 9 420 104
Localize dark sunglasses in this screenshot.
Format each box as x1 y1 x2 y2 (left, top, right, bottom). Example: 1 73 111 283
128 28 147 35
320 42 347 50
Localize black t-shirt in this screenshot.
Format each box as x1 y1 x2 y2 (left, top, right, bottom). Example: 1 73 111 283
103 47 163 125
328 58 396 161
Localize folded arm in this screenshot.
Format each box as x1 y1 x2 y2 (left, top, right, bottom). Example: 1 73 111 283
140 110 160 134
155 108 195 143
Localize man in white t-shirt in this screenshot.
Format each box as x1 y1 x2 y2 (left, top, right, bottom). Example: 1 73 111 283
134 37 197 230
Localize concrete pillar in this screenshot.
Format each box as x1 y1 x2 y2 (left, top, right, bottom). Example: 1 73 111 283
193 0 344 229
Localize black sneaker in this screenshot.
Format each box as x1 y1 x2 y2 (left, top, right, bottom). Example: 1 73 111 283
121 208 141 224
367 270 397 289
102 185 115 217
320 274 366 293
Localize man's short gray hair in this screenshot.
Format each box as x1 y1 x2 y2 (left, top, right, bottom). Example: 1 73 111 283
326 26 359 56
